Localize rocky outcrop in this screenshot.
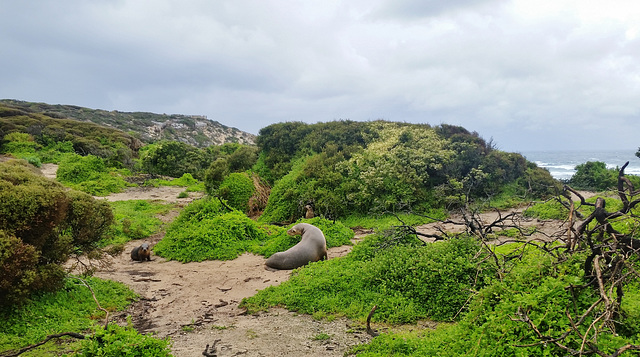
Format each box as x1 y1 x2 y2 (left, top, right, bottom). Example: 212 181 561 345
0 99 256 148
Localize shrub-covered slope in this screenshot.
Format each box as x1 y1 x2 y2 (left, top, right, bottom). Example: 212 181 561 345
256 121 560 222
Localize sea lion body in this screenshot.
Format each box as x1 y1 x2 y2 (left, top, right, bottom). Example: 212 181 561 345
265 223 327 270
131 243 151 261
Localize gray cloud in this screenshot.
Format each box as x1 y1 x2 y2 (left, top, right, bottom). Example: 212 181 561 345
1 0 640 152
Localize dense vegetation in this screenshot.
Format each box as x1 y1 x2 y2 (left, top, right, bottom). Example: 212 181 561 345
0 104 141 168
0 160 114 307
568 160 640 191
242 236 493 323
4 100 640 355
0 276 172 356
256 121 558 222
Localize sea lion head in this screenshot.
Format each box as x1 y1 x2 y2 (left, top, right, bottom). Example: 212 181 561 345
287 224 306 236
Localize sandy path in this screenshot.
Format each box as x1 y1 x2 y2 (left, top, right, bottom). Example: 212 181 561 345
43 163 373 356
99 240 368 357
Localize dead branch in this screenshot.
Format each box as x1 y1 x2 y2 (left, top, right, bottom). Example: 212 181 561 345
70 277 110 329
366 305 379 337
0 332 86 357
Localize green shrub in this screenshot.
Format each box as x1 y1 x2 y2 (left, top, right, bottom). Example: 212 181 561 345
218 172 255 212
153 198 269 262
568 161 617 191
351 249 640 356
65 190 115 253
56 153 132 196
0 231 40 307
0 132 43 167
242 236 491 324
139 140 208 179
38 140 75 163
148 173 205 192
79 323 172 357
0 160 114 308
259 157 310 223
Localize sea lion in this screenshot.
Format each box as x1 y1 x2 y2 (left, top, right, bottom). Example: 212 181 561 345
131 243 151 262
304 204 314 219
265 223 327 270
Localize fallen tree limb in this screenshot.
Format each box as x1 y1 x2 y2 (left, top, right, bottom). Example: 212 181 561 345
0 332 85 357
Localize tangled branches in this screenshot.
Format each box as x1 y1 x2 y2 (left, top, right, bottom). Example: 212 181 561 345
511 162 640 356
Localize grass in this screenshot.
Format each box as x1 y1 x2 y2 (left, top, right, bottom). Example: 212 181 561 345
312 333 331 341
105 200 175 247
338 209 446 231
0 276 137 355
144 173 205 192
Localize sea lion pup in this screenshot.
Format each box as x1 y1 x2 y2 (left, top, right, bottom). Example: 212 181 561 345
304 204 315 219
131 243 151 262
265 223 327 270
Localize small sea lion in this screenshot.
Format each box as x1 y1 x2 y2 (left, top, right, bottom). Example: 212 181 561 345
265 223 327 270
304 204 314 219
131 243 151 262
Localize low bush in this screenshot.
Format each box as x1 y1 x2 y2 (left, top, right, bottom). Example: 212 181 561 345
57 153 132 196
349 249 640 356
153 198 269 262
242 236 492 324
146 173 205 192
0 160 114 307
154 199 354 263
78 322 172 357
218 172 255 213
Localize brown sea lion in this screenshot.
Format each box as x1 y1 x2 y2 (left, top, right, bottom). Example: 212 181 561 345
265 223 327 270
304 204 314 219
131 243 151 262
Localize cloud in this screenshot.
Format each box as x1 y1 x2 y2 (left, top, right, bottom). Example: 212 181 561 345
1 0 640 151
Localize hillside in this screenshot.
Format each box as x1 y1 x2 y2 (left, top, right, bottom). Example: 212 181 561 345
0 99 255 147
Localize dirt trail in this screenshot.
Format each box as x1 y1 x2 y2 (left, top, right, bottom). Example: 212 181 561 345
98 240 368 357
38 164 370 356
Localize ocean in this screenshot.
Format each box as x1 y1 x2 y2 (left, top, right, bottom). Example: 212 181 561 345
519 150 640 181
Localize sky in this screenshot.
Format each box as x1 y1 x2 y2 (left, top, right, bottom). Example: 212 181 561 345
1 0 640 152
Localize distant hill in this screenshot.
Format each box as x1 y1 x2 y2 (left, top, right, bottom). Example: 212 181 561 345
0 99 255 148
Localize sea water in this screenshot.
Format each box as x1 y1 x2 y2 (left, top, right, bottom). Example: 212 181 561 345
520 150 640 181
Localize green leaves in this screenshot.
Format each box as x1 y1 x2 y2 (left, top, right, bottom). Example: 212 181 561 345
243 236 491 324
153 198 269 262
79 323 172 357
218 172 256 212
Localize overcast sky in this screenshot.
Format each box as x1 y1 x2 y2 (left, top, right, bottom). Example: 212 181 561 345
1 0 640 152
